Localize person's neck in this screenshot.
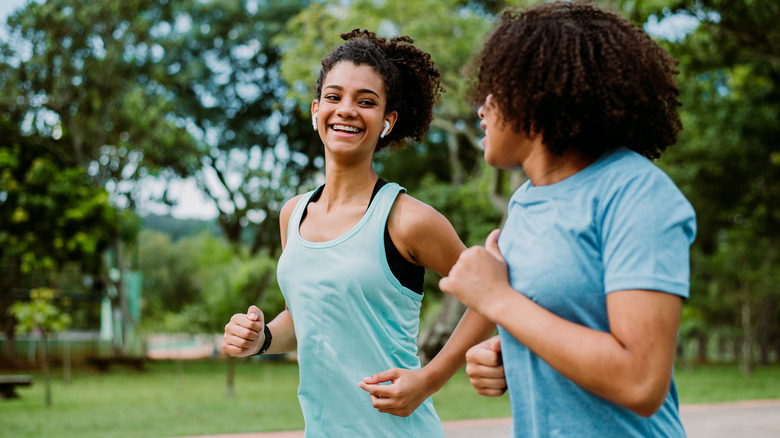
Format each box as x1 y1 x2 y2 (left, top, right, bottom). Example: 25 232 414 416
319 166 378 211
524 147 596 186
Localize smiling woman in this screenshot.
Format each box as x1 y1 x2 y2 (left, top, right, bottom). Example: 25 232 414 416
221 29 496 437
312 62 394 163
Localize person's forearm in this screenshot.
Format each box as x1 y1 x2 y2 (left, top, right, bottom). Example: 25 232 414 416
420 309 496 393
263 310 297 355
481 288 678 416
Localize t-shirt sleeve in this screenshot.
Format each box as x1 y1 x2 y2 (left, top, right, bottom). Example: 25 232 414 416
601 169 697 297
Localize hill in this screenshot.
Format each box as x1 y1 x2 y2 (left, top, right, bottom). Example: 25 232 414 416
141 214 221 241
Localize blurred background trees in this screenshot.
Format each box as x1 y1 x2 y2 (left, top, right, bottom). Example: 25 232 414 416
1 0 778 375
616 0 780 373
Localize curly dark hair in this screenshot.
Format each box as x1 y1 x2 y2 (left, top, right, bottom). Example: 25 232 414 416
469 1 682 159
316 29 444 151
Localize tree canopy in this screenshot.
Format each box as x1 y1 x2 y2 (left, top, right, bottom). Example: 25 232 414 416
1 0 778 369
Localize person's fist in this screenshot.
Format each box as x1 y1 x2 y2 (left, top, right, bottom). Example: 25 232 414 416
465 336 507 397
222 305 266 357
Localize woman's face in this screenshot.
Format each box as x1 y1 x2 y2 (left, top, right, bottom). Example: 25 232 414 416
478 94 533 169
312 61 397 159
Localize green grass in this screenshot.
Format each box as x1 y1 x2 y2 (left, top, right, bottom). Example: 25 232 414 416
1 360 778 438
674 363 780 404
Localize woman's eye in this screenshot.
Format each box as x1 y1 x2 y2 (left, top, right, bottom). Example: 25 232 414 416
324 95 340 101
359 100 376 106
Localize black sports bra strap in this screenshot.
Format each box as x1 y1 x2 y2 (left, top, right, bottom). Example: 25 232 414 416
300 179 423 294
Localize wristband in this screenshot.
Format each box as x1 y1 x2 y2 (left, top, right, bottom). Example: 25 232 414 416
253 324 273 356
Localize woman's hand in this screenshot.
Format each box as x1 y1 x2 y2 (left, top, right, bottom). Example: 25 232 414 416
465 336 507 397
222 305 266 357
358 368 434 417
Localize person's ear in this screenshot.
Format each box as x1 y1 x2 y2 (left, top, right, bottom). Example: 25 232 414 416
380 111 398 139
311 100 319 131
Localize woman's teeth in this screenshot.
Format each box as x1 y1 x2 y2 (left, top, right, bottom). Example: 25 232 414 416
332 124 360 133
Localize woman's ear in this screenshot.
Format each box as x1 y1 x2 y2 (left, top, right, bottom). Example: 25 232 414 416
311 100 319 131
381 111 399 138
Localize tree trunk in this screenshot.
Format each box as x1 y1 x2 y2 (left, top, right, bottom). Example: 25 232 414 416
114 234 130 357
447 131 464 185
1 261 24 368
63 336 71 385
758 296 774 366
417 295 466 365
696 333 708 364
40 330 51 407
226 356 235 399
776 339 780 365
739 295 754 376
2 321 16 368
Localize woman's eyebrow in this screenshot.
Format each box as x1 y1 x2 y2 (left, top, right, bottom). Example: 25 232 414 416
323 84 380 98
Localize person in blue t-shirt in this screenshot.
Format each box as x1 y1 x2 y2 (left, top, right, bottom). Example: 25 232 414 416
222 29 495 437
439 2 696 437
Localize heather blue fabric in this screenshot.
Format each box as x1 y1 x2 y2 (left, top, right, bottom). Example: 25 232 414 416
277 182 444 438
498 148 696 437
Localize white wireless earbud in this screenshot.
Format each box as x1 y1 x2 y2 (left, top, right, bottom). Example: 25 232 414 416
380 120 390 138
312 113 318 131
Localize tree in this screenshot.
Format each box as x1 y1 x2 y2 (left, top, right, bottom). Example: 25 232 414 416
615 0 780 370
1 0 327 257
9 288 72 407
144 0 322 255
0 114 118 366
0 0 201 204
1 0 319 358
0 0 200 356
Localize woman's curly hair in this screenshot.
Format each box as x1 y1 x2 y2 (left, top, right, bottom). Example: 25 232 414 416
470 1 682 159
316 29 444 151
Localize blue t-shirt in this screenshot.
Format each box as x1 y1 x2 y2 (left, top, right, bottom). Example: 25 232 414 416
498 148 696 437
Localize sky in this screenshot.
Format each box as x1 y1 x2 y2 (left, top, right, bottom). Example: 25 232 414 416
1 0 698 220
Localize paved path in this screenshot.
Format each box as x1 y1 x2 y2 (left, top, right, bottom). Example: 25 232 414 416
179 399 780 438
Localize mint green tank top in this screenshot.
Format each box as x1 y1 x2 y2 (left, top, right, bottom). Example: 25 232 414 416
277 182 444 438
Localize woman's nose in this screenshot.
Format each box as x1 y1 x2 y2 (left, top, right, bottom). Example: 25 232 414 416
336 100 358 118
478 105 485 119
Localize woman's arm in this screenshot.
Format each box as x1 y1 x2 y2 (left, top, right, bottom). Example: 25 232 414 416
440 230 681 417
221 196 302 357
358 195 496 416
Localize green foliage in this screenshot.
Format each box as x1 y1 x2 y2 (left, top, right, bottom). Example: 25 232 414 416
146 0 322 253
414 169 505 247
625 0 780 367
9 287 72 334
0 0 320 256
0 117 118 275
0 0 201 197
137 230 284 333
277 0 493 117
